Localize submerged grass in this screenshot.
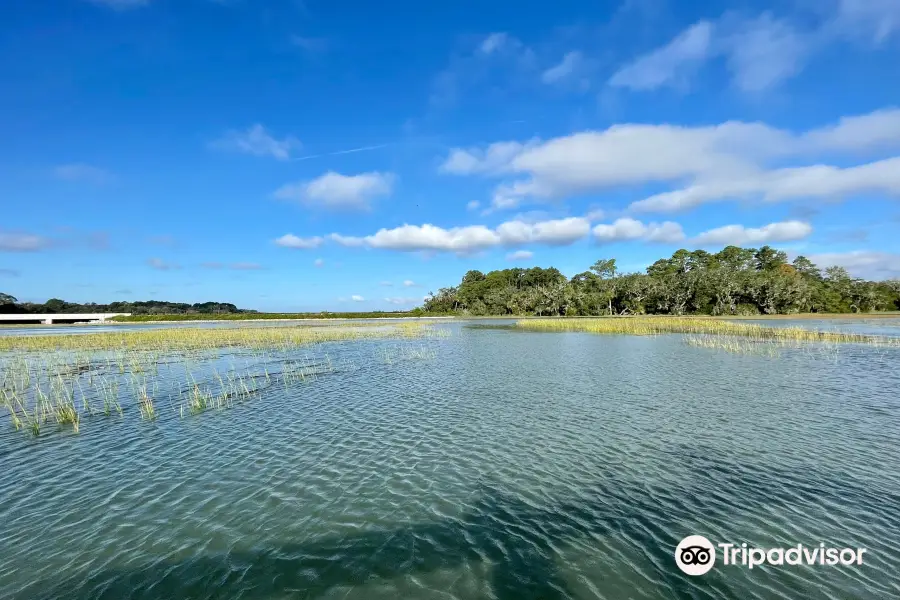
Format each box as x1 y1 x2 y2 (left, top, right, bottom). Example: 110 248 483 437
0 322 449 438
516 316 900 346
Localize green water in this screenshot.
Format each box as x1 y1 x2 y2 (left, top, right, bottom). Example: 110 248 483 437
1 321 898 599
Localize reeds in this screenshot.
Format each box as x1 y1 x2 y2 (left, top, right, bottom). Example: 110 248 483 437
0 323 447 438
516 316 900 346
0 322 438 353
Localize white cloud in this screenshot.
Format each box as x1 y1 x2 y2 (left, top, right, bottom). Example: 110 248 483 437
379 281 393 286
466 200 481 211
480 32 510 55
609 4 900 95
274 171 393 210
806 250 900 279
147 257 180 270
834 0 900 43
692 221 813 246
719 13 809 92
328 233 367 247
274 234 324 249
53 163 112 184
506 250 534 261
402 280 418 287
440 142 527 175
351 295 365 302
630 157 900 213
542 51 583 84
313 258 325 267
210 124 300 161
801 108 900 152
0 232 54 252
364 224 500 253
592 218 686 244
444 108 900 213
609 21 713 90
326 216 596 254
495 217 590 245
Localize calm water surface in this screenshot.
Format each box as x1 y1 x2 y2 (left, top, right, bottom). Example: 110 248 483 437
1 321 899 599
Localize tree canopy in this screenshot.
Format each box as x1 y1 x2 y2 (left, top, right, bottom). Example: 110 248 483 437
422 246 900 316
0 298 253 316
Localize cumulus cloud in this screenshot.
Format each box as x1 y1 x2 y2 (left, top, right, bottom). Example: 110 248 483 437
443 107 900 213
313 258 325 267
692 220 813 246
274 171 393 210
609 21 713 90
630 156 900 213
326 216 596 255
592 218 686 244
495 217 591 245
210 124 300 161
0 232 54 252
402 280 418 287
274 234 324 249
806 250 900 279
351 295 365 302
54 163 113 184
506 250 534 261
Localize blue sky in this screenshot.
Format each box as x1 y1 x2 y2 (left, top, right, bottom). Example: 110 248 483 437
1 0 899 311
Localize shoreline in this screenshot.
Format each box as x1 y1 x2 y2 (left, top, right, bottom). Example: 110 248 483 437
1 312 897 328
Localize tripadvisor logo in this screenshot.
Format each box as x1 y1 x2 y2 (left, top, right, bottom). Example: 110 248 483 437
675 536 867 576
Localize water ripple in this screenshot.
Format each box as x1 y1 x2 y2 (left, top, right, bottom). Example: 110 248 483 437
0 324 899 599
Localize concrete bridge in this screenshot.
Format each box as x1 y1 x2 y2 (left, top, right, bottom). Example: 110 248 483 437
0 313 131 325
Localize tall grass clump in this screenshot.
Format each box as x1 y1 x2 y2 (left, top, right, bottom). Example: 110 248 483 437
0 322 440 353
516 317 900 346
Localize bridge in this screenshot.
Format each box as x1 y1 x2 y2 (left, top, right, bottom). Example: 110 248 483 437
0 313 132 325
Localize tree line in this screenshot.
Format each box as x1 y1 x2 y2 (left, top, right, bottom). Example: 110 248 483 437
0 295 253 316
421 246 900 316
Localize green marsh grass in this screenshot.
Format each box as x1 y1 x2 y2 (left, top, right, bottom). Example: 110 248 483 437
0 322 446 437
516 316 900 346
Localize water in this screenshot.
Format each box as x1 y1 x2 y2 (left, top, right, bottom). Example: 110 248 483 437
1 321 899 599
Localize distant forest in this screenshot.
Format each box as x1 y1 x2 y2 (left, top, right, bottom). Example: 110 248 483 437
0 294 252 316
422 246 900 316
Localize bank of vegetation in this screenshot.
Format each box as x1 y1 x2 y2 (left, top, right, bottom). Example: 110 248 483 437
111 311 421 322
423 246 900 316
0 295 252 316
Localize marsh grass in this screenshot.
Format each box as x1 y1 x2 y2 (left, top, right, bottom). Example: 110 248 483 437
516 317 900 346
0 323 446 438
0 321 440 353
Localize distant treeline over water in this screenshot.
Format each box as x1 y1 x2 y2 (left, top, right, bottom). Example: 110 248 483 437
422 245 900 316
0 296 253 316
